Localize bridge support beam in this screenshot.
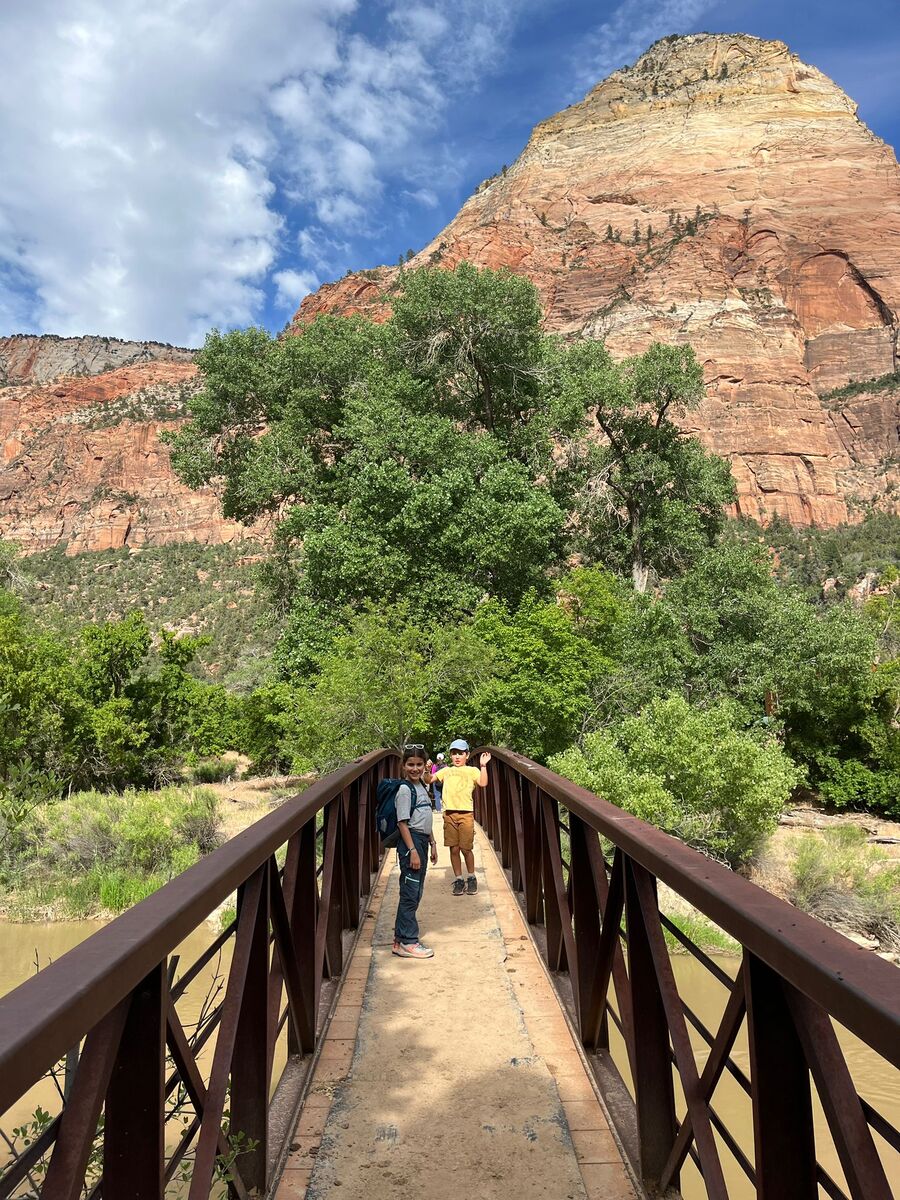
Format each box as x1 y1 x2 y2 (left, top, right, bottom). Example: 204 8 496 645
624 860 677 1190
745 953 817 1200
103 964 165 1200
231 864 272 1195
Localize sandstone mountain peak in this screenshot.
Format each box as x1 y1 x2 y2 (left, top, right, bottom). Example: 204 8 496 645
296 33 900 526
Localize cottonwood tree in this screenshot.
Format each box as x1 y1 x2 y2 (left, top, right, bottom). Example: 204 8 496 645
563 340 735 591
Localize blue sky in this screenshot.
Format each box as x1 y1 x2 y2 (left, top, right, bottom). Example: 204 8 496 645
0 0 897 346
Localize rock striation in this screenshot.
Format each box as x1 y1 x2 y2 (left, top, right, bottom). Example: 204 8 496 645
0 336 253 554
0 334 195 386
296 33 900 525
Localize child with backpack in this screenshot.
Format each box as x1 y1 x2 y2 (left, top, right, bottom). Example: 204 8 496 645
385 745 438 959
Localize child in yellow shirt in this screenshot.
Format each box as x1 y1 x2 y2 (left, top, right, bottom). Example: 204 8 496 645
433 738 490 895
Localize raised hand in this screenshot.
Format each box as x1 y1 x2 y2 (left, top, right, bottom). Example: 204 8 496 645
480 751 492 767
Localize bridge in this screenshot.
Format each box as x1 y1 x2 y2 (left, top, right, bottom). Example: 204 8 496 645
0 749 897 1199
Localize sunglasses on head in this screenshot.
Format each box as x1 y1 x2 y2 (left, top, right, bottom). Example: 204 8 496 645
403 744 426 752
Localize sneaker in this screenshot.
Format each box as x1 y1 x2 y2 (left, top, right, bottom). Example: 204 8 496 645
393 941 434 959
466 874 478 895
452 877 465 896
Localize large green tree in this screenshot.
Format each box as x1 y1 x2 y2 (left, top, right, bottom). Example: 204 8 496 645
169 264 736 677
563 340 735 590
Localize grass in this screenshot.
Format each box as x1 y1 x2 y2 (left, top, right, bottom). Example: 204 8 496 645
662 911 740 956
1 785 223 920
785 826 900 949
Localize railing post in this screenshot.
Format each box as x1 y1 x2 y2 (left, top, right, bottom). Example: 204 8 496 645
745 953 817 1200
319 796 344 979
521 780 543 925
508 768 524 892
540 794 570 972
342 783 360 929
289 819 318 1054
498 763 513 868
356 773 372 891
103 963 165 1199
230 862 271 1195
569 813 604 1044
624 858 677 1190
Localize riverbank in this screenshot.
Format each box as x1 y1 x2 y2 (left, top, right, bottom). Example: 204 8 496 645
0 764 310 922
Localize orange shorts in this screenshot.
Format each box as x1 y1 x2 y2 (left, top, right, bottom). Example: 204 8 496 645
443 811 475 852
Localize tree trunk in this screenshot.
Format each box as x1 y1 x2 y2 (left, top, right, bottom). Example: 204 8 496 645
630 508 649 593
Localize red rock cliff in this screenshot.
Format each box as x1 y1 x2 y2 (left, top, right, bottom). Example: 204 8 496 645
0 337 253 554
296 33 900 525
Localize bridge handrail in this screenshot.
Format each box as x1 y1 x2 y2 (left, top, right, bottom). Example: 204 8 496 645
0 749 390 1115
490 748 899 1068
479 747 900 1200
0 748 394 1199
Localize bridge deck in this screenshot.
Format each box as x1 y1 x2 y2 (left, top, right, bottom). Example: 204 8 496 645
275 832 638 1199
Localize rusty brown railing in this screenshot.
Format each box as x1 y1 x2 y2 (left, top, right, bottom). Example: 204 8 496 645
475 748 900 1200
0 749 397 1200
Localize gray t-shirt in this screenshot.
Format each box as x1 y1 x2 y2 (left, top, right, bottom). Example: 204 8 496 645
395 781 433 836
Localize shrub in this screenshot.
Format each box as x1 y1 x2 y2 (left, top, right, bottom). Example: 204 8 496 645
550 695 800 865
175 790 224 855
190 758 235 785
7 786 222 916
785 827 900 949
817 757 900 817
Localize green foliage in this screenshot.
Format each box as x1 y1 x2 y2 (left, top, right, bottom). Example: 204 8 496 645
170 266 725 652
735 512 900 602
0 589 241 794
22 540 272 688
262 605 493 772
784 826 900 948
551 695 800 865
819 369 900 406
6 786 221 917
563 340 735 589
614 542 892 806
449 569 627 760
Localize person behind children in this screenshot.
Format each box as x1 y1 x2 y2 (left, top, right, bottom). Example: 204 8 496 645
430 751 445 812
393 745 439 960
434 739 490 896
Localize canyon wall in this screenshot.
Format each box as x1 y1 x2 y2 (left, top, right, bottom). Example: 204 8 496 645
0 337 252 553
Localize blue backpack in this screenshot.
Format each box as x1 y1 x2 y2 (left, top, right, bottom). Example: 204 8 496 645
375 779 419 848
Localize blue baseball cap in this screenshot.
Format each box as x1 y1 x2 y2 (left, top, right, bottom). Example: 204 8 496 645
448 738 470 751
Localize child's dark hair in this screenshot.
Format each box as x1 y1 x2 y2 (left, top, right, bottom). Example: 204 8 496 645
402 743 427 762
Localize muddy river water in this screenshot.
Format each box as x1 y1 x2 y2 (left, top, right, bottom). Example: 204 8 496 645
1 922 897 1197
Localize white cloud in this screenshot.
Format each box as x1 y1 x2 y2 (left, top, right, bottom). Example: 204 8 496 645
0 0 537 343
575 0 721 93
403 188 440 209
0 0 357 343
273 268 320 309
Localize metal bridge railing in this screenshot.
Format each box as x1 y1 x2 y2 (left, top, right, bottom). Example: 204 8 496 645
0 749 397 1200
475 748 900 1200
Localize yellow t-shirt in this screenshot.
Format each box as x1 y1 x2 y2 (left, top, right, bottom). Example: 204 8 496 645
435 765 481 812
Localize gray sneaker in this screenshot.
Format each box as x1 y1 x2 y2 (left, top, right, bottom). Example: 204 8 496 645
393 941 434 959
466 874 478 895
452 877 465 896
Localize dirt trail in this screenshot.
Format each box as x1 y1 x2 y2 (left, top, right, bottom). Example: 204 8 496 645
299 838 627 1200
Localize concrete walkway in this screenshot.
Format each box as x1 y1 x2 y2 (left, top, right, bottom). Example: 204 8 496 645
276 832 637 1200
